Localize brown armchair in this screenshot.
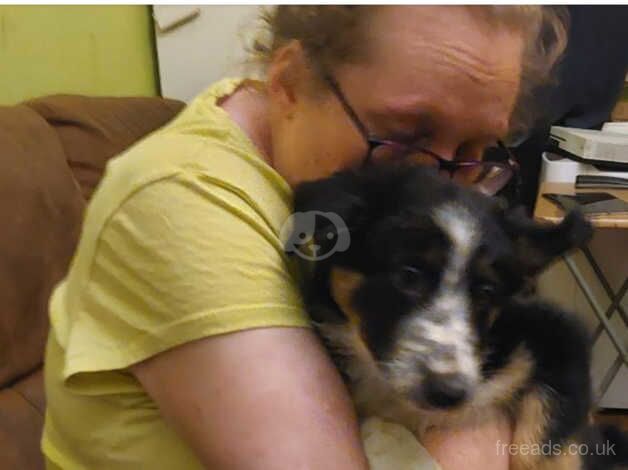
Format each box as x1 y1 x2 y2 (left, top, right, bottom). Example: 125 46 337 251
0 94 184 469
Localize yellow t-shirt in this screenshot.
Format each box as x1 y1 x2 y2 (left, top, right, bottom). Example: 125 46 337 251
42 78 312 469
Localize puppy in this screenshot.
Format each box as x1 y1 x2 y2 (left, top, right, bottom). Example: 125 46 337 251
288 163 627 470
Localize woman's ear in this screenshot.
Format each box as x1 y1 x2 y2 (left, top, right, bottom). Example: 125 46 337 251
502 206 594 276
266 40 310 118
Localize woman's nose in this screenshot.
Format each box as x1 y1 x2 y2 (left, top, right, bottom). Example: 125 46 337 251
425 142 457 180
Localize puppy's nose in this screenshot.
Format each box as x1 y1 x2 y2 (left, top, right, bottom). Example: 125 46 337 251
422 373 470 409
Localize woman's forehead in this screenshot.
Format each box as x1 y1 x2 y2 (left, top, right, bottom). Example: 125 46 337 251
366 6 524 62
339 7 523 139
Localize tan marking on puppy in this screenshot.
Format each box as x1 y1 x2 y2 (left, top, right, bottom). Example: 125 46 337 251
487 307 500 329
511 390 549 470
330 267 365 328
327 266 379 380
539 451 581 470
474 347 534 409
510 388 582 470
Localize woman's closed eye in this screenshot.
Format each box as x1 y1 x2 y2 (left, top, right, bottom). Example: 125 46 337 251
392 128 433 145
454 140 499 162
369 110 435 144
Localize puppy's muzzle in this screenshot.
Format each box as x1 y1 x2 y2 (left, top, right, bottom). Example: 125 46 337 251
416 371 473 409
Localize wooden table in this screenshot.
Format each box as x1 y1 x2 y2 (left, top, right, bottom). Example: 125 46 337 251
535 182 628 404
534 182 628 228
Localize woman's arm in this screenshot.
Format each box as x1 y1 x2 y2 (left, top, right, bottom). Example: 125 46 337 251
131 324 512 470
422 415 512 470
131 327 370 470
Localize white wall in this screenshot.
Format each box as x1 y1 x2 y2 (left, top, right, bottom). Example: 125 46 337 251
154 5 262 102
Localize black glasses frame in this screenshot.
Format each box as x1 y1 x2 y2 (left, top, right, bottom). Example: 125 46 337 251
322 72 522 198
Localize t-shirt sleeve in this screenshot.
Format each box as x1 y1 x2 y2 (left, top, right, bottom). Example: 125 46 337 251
63 173 311 378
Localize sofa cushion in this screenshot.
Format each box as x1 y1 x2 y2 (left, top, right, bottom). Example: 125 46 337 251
0 370 45 470
13 367 46 416
26 95 185 200
0 105 85 388
0 95 184 470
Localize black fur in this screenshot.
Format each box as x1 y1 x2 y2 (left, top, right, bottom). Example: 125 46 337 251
582 423 628 469
485 299 592 445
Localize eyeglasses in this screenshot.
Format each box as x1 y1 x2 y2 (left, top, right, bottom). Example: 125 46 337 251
323 73 521 197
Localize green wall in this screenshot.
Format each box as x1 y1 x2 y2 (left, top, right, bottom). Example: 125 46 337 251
0 6 158 105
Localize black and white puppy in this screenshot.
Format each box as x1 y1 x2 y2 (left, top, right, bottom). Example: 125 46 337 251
288 163 627 470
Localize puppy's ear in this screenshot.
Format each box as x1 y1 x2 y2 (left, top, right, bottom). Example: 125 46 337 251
503 206 593 276
291 170 368 256
293 171 366 224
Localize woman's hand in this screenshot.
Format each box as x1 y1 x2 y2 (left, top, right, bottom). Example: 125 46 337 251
131 327 370 470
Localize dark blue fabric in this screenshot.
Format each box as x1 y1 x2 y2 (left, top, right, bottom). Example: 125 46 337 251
542 6 628 130
511 6 628 211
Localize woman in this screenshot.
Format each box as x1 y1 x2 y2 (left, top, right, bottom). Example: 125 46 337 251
42 6 567 469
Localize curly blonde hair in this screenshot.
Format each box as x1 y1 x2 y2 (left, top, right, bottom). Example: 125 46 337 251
249 5 569 139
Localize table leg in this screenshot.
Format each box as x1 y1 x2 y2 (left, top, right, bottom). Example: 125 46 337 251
562 251 627 404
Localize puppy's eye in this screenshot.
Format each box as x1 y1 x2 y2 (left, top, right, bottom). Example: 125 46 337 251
398 265 424 286
473 283 496 300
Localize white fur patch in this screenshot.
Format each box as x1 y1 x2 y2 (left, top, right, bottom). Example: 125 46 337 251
387 202 481 384
392 299 479 386
432 203 479 259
